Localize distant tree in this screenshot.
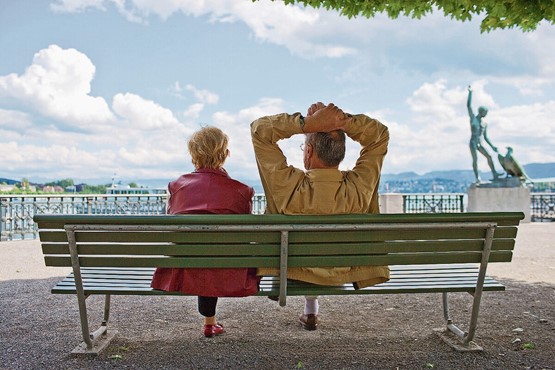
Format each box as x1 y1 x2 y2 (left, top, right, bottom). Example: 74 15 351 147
20 177 29 189
128 182 139 188
267 0 555 32
81 184 108 194
45 178 74 188
59 178 74 188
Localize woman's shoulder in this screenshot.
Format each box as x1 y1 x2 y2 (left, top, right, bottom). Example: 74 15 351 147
228 177 255 196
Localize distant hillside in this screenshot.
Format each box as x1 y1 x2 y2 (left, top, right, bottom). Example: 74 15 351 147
382 162 555 182
2 162 554 193
523 163 555 179
0 178 19 185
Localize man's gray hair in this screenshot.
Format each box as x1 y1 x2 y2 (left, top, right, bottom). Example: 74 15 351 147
307 130 346 166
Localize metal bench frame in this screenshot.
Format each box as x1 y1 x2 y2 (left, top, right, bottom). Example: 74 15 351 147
61 220 500 353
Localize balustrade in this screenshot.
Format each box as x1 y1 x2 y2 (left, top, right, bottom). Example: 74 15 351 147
1 192 552 241
403 193 465 213
531 193 555 222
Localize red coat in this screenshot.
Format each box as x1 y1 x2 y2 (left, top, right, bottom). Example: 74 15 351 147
150 168 260 297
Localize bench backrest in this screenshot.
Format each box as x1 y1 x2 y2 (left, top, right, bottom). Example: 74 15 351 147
34 212 523 269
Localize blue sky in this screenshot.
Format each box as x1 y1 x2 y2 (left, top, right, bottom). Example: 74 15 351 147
1 0 554 187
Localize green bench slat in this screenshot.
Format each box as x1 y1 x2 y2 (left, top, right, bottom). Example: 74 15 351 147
33 211 524 228
42 243 281 255
57 277 498 289
43 250 513 268
40 238 516 256
50 267 506 295
37 226 519 244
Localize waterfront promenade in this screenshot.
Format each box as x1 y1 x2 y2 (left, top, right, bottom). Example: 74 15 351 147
1 222 554 369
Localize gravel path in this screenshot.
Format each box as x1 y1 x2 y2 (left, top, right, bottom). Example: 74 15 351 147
1 223 554 369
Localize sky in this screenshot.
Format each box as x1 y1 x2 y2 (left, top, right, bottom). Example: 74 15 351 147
1 0 554 188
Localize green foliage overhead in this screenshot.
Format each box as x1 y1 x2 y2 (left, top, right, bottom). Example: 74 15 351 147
267 0 555 32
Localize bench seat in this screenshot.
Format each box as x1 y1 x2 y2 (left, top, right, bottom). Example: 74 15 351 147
51 264 506 296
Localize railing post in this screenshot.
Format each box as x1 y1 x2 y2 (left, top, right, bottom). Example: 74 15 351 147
87 196 93 215
0 197 7 241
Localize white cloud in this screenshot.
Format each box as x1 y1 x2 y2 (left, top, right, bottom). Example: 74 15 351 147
50 0 106 13
0 45 115 129
0 109 33 131
384 80 555 175
0 44 202 182
48 0 356 57
0 140 113 178
185 84 219 104
209 98 287 179
183 103 204 121
112 92 180 130
490 75 553 97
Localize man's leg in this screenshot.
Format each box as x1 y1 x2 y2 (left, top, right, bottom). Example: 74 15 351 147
299 296 320 330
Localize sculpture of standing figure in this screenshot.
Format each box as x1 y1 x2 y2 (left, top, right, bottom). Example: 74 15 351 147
467 86 503 182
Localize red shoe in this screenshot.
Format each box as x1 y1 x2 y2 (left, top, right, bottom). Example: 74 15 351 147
203 323 225 338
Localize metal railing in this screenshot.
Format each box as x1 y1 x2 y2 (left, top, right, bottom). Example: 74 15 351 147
2 192 553 241
0 194 268 241
531 193 555 222
403 193 465 213
1 194 167 241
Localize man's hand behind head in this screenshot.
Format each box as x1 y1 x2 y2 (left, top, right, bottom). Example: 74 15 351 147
304 103 349 133
307 102 325 117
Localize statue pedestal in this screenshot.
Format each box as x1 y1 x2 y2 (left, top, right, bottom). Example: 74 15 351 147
467 184 530 222
379 193 404 214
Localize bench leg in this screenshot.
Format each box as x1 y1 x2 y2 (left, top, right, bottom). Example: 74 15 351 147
440 291 484 351
70 293 116 355
440 225 495 350
66 226 117 355
442 292 466 338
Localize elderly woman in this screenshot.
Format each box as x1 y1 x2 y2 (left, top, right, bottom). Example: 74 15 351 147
151 126 258 338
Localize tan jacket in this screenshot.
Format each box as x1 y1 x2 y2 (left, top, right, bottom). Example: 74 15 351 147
251 112 390 288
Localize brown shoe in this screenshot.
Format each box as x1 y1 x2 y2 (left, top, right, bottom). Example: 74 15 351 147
299 314 319 331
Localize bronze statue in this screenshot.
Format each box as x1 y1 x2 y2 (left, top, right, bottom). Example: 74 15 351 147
467 86 503 182
497 147 531 181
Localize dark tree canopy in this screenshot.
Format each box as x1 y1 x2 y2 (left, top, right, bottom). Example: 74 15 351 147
263 0 555 32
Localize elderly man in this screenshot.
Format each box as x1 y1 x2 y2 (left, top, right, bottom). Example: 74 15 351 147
250 102 390 330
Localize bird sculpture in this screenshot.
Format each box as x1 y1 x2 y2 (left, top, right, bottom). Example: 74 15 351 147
497 147 531 181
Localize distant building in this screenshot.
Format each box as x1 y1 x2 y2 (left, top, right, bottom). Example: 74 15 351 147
105 185 167 195
42 185 64 193
0 184 16 192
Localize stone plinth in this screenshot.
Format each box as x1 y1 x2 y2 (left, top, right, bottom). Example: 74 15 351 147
379 193 404 214
467 185 531 222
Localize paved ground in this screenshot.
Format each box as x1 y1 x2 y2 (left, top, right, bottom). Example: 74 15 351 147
0 222 554 369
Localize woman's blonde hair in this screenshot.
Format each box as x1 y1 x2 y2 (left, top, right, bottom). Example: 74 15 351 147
188 126 229 169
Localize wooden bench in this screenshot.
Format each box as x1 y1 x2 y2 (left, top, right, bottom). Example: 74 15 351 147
34 212 523 354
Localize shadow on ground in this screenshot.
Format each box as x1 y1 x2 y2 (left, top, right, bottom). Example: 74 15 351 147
0 276 553 370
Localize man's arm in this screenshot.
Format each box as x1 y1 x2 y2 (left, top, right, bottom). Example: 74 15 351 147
483 125 498 152
250 113 306 213
467 86 474 118
345 114 389 176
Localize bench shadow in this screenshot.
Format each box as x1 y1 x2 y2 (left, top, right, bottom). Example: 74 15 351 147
0 277 553 369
